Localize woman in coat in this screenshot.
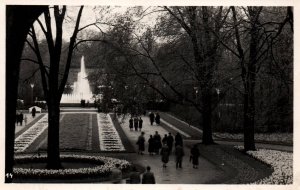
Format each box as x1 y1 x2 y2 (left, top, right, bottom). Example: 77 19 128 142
137 132 145 155
175 132 183 146
134 117 139 131
160 144 169 168
138 117 143 131
153 131 162 154
155 113 160 125
190 144 200 168
129 117 133 131
129 166 141 184
148 135 155 155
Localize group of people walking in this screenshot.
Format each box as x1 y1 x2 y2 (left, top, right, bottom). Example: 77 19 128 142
160 133 185 169
15 107 37 126
128 166 156 184
136 130 200 169
148 131 179 155
15 112 25 126
149 112 160 125
128 111 161 131
112 143 200 184
112 164 156 184
129 117 143 131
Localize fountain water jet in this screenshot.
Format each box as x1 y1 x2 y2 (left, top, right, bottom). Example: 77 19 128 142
61 56 93 104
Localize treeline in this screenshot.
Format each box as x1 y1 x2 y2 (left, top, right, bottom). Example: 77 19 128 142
21 6 293 150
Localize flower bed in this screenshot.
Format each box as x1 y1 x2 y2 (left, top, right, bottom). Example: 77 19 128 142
235 146 293 184
15 115 48 152
215 133 292 144
98 113 125 151
13 154 131 179
59 114 91 150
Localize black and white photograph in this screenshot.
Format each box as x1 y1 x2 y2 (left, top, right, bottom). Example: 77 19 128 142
2 0 298 189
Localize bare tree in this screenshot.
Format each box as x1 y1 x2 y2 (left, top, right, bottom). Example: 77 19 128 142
26 5 84 169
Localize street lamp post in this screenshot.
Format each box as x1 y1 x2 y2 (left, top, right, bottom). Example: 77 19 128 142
194 87 199 104
30 83 35 105
216 88 220 118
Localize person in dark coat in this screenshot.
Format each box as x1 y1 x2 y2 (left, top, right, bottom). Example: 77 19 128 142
153 131 162 154
31 107 36 118
129 166 141 184
162 134 168 145
15 112 19 126
110 163 122 184
129 117 133 131
148 135 155 155
138 117 143 131
19 112 24 126
94 99 97 108
155 113 160 125
167 132 174 154
175 144 184 169
134 117 139 131
191 144 200 168
16 112 21 126
149 112 155 125
142 166 155 184
137 132 145 155
175 132 183 146
160 143 169 168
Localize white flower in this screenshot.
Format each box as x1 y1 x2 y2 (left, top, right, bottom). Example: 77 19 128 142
14 115 48 152
13 154 131 178
234 146 293 184
97 113 125 151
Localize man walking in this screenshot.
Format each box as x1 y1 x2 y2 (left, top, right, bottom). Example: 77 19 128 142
149 112 155 126
175 144 184 169
138 117 143 131
110 164 122 184
19 112 24 126
142 166 156 184
137 132 145 155
129 166 141 184
167 132 174 153
31 107 36 118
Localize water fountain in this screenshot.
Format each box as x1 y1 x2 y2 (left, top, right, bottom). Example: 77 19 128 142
61 56 93 104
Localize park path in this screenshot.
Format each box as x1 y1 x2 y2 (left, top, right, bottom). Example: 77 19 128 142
118 115 223 184
117 113 292 184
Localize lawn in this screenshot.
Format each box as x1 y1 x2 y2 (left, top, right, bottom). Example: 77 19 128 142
59 113 91 150
38 113 94 151
214 132 292 145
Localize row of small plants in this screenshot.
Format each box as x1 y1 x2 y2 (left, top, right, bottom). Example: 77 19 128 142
14 154 131 179
98 113 125 151
15 115 48 152
235 146 293 184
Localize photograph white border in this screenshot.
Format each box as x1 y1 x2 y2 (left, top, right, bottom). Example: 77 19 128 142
0 0 298 190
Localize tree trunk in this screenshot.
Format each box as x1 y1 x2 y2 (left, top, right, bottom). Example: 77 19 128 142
201 85 214 144
5 6 46 182
243 7 260 151
46 101 62 169
243 91 256 150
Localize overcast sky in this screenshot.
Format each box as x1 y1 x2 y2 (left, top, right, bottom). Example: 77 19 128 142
33 6 159 41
